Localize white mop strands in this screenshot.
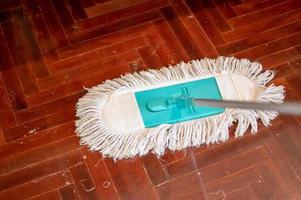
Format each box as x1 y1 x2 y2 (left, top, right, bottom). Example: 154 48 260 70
75 57 285 159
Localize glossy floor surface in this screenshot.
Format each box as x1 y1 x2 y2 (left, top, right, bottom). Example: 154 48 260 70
1 0 301 199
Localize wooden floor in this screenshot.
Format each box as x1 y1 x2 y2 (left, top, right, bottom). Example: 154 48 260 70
0 0 301 199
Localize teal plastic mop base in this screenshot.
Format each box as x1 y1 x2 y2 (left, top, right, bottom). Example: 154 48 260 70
135 77 225 128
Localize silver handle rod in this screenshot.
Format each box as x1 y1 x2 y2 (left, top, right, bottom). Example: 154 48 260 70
192 98 301 115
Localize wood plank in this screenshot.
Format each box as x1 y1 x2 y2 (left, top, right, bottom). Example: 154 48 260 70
228 0 301 28
66 0 88 20
0 23 28 109
57 35 146 66
0 109 15 130
22 0 60 64
224 8 301 43
143 25 179 66
105 158 157 199
154 19 189 61
138 45 164 69
2 19 39 94
257 48 300 68
170 0 218 57
217 21 301 55
0 137 80 176
160 6 203 59
59 184 81 200
69 163 98 199
0 0 20 12
81 148 120 200
0 69 11 110
0 121 75 157
206 166 260 199
0 150 83 183
86 0 152 17
186 0 226 46
141 153 168 185
212 0 237 19
78 0 168 30
155 172 205 200
14 91 83 124
31 190 61 200
37 50 137 90
0 170 74 200
51 0 77 33
35 0 69 48
3 107 75 142
12 9 50 78
233 0 284 15
69 10 162 44
234 32 301 59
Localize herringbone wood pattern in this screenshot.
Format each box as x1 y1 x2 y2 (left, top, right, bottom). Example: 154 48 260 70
0 0 301 199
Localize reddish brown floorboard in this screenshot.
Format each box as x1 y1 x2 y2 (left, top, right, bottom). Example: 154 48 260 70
0 0 301 199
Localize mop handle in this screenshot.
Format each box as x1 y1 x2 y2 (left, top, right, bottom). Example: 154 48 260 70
192 98 301 115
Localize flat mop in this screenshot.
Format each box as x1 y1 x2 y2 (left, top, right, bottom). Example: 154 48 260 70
75 57 291 159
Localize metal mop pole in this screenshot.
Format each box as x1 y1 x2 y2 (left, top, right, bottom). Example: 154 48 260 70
192 99 301 115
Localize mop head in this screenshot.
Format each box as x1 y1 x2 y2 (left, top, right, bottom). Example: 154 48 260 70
75 57 285 159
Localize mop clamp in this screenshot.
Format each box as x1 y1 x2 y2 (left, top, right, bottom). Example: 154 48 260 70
146 87 195 113
135 77 225 127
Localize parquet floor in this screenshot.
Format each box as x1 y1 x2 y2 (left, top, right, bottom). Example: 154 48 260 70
0 0 301 199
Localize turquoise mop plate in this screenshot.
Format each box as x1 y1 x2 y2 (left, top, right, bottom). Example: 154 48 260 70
135 77 225 128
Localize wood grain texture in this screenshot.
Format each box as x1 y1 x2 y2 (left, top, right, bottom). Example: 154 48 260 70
0 0 301 199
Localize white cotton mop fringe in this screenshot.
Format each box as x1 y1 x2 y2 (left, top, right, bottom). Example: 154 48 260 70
75 56 285 160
